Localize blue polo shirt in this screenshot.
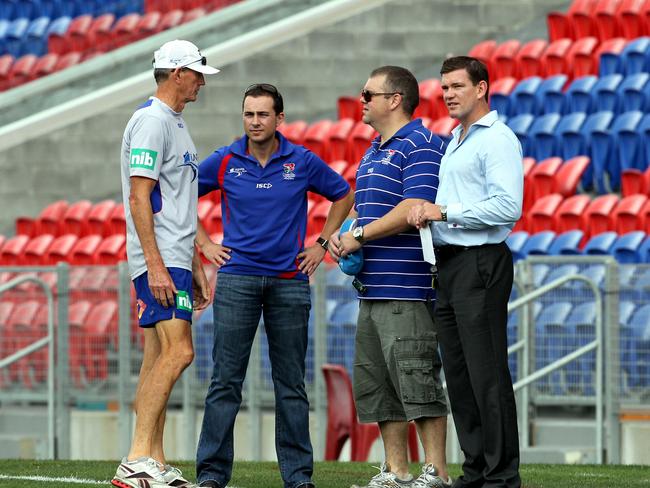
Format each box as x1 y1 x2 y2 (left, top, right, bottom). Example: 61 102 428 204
355 119 444 300
198 132 350 280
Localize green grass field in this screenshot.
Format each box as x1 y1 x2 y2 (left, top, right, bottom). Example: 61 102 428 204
0 460 648 487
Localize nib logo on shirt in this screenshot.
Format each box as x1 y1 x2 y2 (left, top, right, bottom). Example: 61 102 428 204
130 148 158 170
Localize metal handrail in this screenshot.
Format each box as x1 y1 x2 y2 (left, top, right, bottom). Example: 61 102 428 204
0 274 55 459
507 273 603 463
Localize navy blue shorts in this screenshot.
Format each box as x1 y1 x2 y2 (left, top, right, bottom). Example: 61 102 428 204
133 267 193 327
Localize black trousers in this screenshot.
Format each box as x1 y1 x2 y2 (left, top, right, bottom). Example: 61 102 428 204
434 242 521 488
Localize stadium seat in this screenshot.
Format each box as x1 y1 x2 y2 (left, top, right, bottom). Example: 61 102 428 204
5 17 29 57
554 194 591 234
611 194 647 233
182 7 206 24
94 234 126 264
530 157 563 200
7 53 36 88
619 0 647 39
66 14 92 53
414 78 443 120
327 118 354 162
44 233 78 264
618 74 650 112
511 76 542 115
612 230 647 262
429 116 457 143
583 230 617 254
342 163 357 191
489 77 517 116
4 300 41 386
67 300 93 388
566 300 599 393
541 38 573 77
277 119 307 146
197 197 214 230
620 36 650 74
110 12 140 49
303 119 333 162
597 37 628 75
490 39 521 80
322 363 419 462
554 112 588 167
24 16 49 56
537 75 568 115
23 234 55 265
593 74 623 113
54 50 81 71
506 231 529 261
529 115 561 161
46 15 71 54
549 229 585 254
87 13 115 53
613 111 644 186
583 193 619 237
468 39 497 73
522 230 556 256
565 76 597 113
337 95 362 121
548 0 597 40
581 110 616 192
206 201 222 235
555 156 590 196
535 301 573 393
133 10 161 41
158 8 183 31
0 53 13 91
621 166 650 196
308 200 331 236
348 121 377 165
61 199 92 236
638 234 650 262
87 200 116 237
69 234 102 264
568 36 600 78
83 299 118 381
29 52 58 80
35 199 68 236
594 0 624 40
516 38 548 78
528 193 564 233
506 114 534 156
0 234 29 265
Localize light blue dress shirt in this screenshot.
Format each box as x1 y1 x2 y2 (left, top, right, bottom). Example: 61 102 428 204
433 110 523 247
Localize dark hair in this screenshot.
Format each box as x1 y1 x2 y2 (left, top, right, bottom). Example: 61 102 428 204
153 68 172 84
369 65 419 116
242 83 284 114
440 56 490 102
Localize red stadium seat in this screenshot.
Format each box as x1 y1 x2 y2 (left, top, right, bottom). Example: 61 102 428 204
23 234 55 265
490 39 521 80
337 96 362 121
61 199 92 236
8 54 37 88
522 157 536 213
611 194 647 233
327 118 355 162
516 39 548 78
182 7 206 23
159 9 184 31
594 0 624 40
308 200 331 236
111 13 141 49
593 37 627 73
554 156 591 196
621 166 650 196
348 121 377 165
37 200 68 236
343 163 358 191
530 157 563 201
554 194 592 233
87 13 115 53
567 37 600 78
0 234 29 265
4 300 41 385
541 38 573 77
618 0 647 38
134 11 162 41
329 160 348 176
429 116 458 139
68 300 93 388
207 202 223 235
414 78 443 120
109 203 126 236
66 14 93 53
642 198 650 234
0 54 14 91
84 300 118 381
303 119 333 162
198 198 214 230
44 234 78 264
54 51 82 72
583 193 619 237
570 0 600 38
278 120 308 146
30 53 59 80
0 300 15 386
528 193 564 233
69 234 103 265
95 234 126 264
87 200 117 237
468 39 497 73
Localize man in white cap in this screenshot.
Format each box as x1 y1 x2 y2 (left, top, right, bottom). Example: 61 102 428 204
111 40 219 488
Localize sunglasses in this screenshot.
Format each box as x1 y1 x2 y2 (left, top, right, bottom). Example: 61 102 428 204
178 56 207 70
245 83 279 95
361 89 403 103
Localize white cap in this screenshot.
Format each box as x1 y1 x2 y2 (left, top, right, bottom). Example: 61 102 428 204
153 39 220 75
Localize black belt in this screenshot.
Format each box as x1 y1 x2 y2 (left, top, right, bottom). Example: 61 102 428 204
435 242 502 262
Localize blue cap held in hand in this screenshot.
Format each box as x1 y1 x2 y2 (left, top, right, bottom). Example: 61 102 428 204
338 218 364 276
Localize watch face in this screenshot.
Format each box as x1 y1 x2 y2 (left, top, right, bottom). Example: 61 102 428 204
353 227 362 238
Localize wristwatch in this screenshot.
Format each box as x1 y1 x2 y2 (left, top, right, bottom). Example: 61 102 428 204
316 236 329 250
440 205 448 222
352 225 365 243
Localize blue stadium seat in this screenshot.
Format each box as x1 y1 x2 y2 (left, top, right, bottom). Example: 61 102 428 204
613 111 644 178
575 264 606 289
593 74 623 113
620 36 650 75
566 301 597 394
24 16 49 56
638 235 650 263
75 0 96 16
565 76 597 114
490 90 512 117
4 17 28 57
638 114 650 170
0 1 13 21
629 304 650 388
531 263 550 287
536 74 567 115
328 301 358 373
45 14 69 39
554 112 587 161
193 306 214 382
581 110 616 193
618 74 650 113
521 230 556 256
548 230 584 255
506 114 534 156
612 231 646 263
506 231 529 262
535 301 573 394
583 231 617 255
619 301 638 392
542 264 580 293
511 76 543 115
0 18 9 52
529 113 561 160
56 1 77 17
12 0 33 20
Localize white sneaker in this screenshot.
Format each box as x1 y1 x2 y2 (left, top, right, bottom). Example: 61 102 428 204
163 464 196 487
411 463 452 488
351 462 414 488
111 457 168 488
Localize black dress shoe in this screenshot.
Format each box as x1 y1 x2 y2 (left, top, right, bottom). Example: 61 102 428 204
198 480 223 488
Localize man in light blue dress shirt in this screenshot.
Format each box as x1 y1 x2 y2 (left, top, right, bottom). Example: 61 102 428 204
408 56 523 488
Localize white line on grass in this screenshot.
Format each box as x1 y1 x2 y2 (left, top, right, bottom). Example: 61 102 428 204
0 474 108 484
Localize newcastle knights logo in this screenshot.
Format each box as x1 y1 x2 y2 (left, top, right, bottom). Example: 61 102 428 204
283 162 296 180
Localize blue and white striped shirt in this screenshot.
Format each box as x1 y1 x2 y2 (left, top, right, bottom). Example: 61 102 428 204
355 119 444 300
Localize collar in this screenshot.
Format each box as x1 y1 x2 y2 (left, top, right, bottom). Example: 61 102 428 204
372 118 424 148
451 110 499 140
230 131 295 161
152 96 181 116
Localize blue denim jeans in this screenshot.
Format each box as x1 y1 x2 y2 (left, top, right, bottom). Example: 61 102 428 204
196 273 314 488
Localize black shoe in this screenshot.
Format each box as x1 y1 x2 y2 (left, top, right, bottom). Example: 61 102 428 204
294 483 315 488
198 480 224 488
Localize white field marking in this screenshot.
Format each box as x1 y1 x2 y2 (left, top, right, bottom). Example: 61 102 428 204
0 474 107 484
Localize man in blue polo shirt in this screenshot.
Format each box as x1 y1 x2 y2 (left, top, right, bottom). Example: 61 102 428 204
194 83 354 488
330 66 451 488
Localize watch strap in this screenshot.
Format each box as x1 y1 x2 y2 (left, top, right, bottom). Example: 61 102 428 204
316 236 329 250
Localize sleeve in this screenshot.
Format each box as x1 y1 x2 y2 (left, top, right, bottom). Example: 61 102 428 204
401 136 444 202
197 149 226 197
306 151 350 201
128 115 166 180
450 130 523 228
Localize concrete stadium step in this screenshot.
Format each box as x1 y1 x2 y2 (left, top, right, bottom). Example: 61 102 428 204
520 445 598 464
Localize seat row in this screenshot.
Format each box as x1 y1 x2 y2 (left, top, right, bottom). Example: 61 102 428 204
0 51 81 89
522 193 650 236
507 229 650 263
0 0 143 21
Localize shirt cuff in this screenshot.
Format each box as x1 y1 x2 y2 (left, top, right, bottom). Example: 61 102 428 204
446 202 464 228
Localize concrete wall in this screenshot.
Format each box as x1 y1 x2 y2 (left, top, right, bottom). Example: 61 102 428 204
0 0 568 234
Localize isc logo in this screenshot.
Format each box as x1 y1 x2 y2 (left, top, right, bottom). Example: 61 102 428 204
256 183 272 189
130 148 158 169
